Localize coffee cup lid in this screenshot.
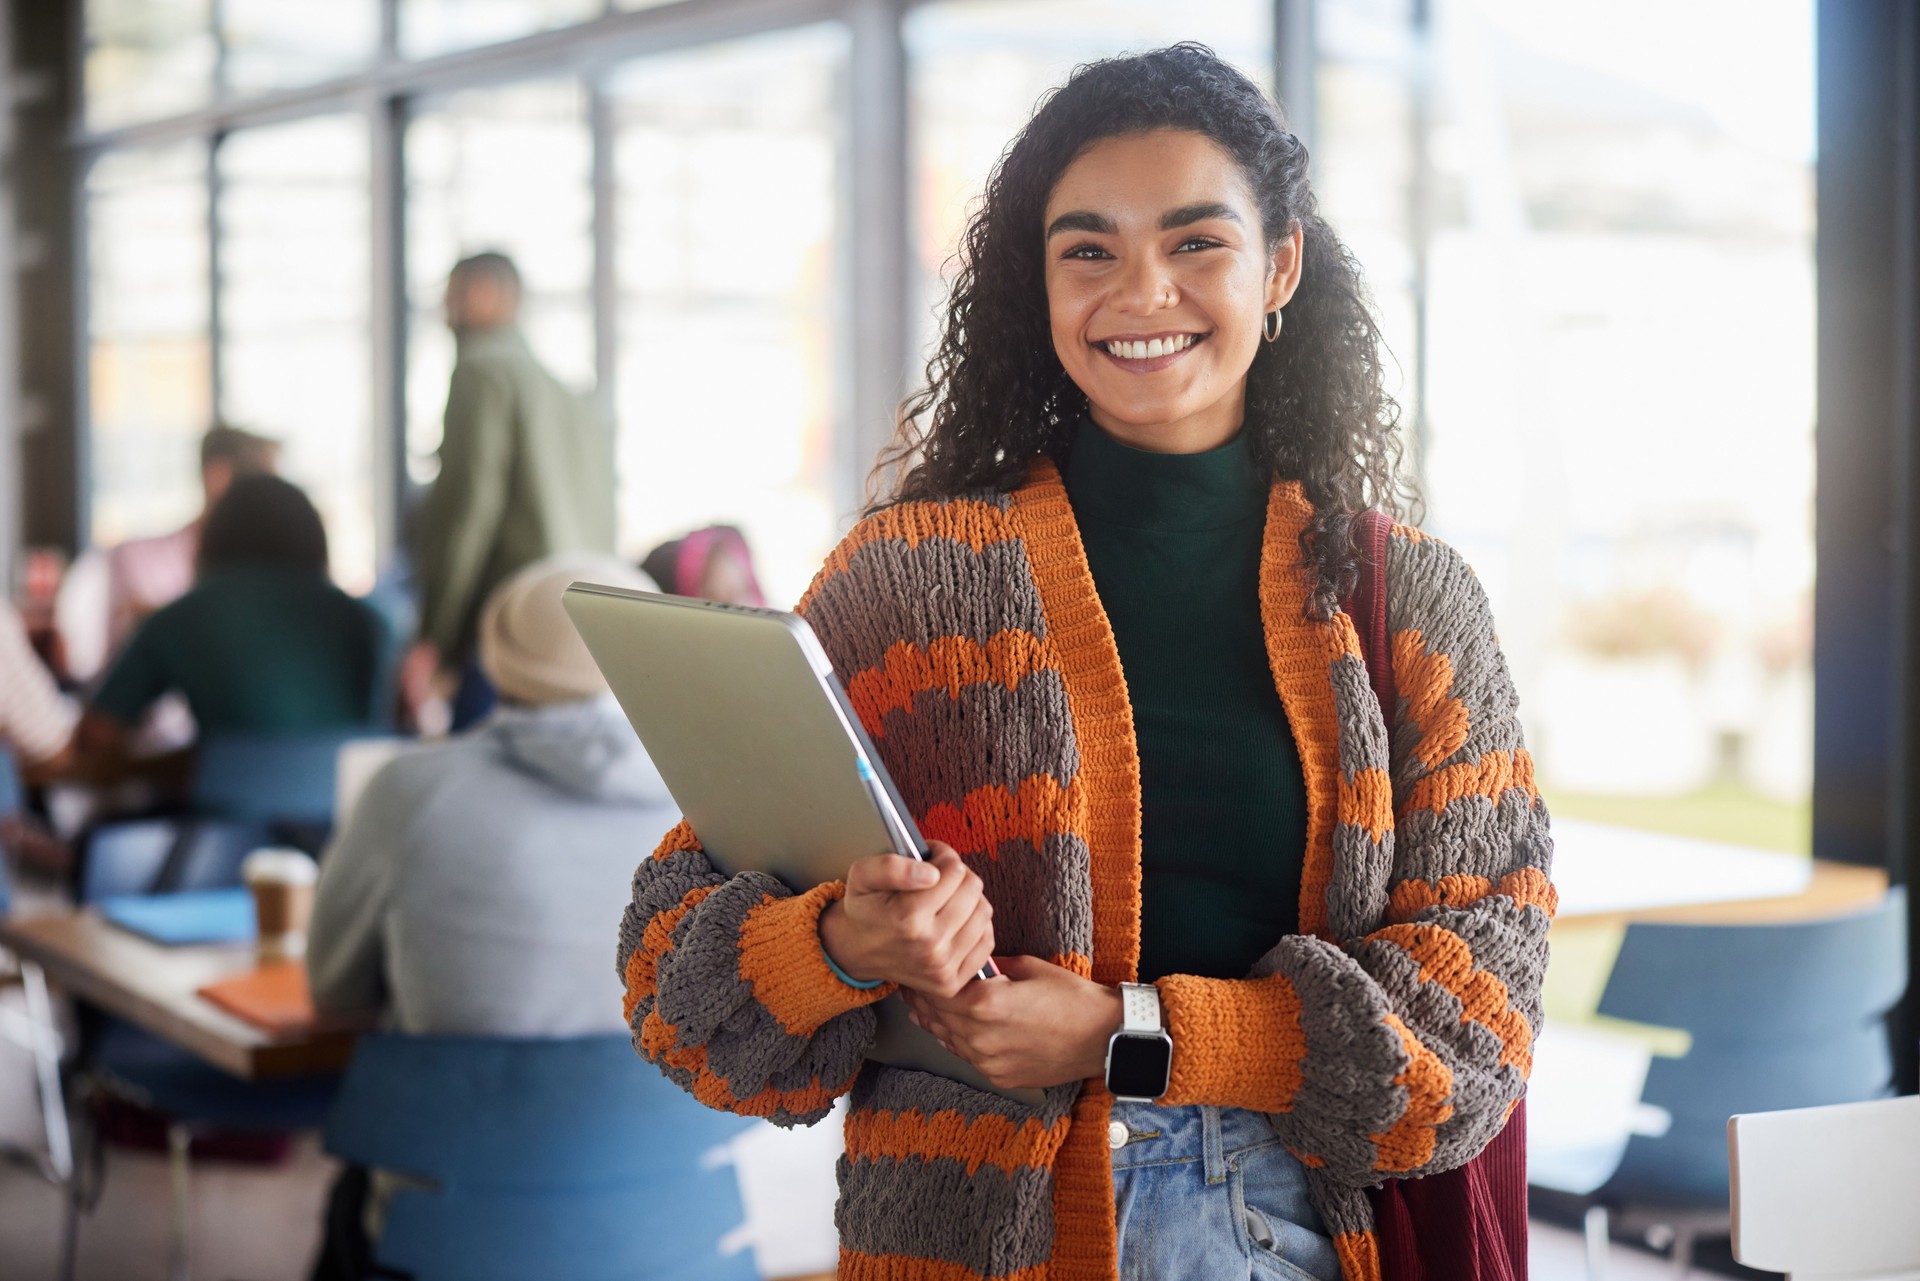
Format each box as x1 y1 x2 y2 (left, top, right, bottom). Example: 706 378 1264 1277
241 848 319 886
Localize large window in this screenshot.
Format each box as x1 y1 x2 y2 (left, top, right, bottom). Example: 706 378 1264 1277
85 0 216 130
67 1 1816 837
404 80 595 486
220 0 380 97
85 142 212 547
1321 0 1817 850
607 25 847 605
217 115 377 587
85 0 381 125
1313 0 1423 444
400 0 603 59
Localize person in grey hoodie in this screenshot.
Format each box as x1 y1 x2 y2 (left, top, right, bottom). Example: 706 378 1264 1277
309 552 668 1036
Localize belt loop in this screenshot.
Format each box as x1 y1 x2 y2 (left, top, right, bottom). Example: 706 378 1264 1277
1203 1107 1227 1184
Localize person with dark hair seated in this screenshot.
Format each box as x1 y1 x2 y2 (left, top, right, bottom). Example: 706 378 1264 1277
56 422 282 683
75 474 395 771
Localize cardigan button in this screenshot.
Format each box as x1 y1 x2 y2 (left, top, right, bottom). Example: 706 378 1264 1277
1107 1120 1128 1150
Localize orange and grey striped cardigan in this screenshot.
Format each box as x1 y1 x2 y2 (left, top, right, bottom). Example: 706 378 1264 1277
616 460 1555 1281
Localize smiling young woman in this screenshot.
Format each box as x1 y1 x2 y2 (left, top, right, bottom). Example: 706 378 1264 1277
618 44 1552 1281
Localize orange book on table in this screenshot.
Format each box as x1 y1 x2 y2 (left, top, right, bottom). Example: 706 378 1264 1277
197 963 332 1036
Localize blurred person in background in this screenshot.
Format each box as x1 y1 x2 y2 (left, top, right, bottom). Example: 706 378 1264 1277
0 600 76 778
640 524 767 606
406 252 616 731
73 474 393 777
307 554 675 1279
56 424 281 683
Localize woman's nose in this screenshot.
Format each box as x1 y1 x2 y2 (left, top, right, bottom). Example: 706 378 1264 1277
1111 254 1177 314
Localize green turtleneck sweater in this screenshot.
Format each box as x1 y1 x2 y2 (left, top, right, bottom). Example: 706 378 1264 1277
1062 417 1309 982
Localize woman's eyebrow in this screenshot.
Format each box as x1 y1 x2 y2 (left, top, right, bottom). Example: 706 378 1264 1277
1160 201 1241 229
1046 210 1118 238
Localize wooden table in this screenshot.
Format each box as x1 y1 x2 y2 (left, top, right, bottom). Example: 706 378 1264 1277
0 909 357 1079
1552 818 1890 926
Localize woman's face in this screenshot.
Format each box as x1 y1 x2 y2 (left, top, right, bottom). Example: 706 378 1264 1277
1043 128 1302 454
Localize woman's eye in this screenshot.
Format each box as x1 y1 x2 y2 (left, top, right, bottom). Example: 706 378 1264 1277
1177 236 1224 252
1062 243 1111 261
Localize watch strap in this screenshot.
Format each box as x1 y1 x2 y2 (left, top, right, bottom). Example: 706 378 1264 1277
1119 982 1162 1034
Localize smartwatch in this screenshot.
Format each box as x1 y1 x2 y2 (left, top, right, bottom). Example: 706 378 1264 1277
1104 983 1173 1102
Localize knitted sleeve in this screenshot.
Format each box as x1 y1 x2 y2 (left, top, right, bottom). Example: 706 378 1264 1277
615 822 890 1126
613 524 905 1127
1154 530 1554 1187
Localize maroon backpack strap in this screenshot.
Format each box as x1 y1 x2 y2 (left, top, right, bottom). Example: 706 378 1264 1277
1342 509 1396 723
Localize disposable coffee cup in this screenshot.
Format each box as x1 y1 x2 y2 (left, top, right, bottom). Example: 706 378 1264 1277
241 848 319 960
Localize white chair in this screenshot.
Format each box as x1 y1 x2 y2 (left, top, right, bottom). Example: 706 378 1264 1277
1729 1094 1920 1281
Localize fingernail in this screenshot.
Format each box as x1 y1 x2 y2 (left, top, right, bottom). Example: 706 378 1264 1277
910 863 938 885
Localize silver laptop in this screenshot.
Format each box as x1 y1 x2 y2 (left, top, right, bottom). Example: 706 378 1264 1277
563 583 1044 1107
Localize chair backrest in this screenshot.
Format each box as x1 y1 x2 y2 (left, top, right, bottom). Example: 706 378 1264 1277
191 730 390 827
1730 1094 1920 1279
0 746 22 818
75 817 268 903
324 1033 757 1281
1595 887 1908 1209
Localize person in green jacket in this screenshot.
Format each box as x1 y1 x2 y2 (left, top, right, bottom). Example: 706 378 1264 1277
407 251 615 728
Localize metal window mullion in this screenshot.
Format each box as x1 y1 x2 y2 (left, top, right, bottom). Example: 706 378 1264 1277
1406 0 1434 491
211 0 231 100
844 0 908 522
69 0 93 551
371 93 409 564
70 152 94 552
1887 0 1920 1097
589 79 618 430
207 132 225 422
1274 0 1315 152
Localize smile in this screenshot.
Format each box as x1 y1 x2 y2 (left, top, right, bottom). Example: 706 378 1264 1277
1097 332 1204 361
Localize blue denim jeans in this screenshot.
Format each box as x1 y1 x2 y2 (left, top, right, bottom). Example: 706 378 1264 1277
1110 1101 1341 1281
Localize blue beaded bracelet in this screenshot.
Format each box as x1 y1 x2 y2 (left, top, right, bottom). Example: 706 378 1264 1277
823 945 885 990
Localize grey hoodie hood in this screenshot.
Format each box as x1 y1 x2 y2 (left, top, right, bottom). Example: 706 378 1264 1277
486 697 673 806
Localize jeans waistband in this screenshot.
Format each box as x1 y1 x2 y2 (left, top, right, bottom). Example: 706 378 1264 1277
1108 1101 1289 1183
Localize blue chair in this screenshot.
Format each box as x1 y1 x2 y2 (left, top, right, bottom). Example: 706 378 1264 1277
190 728 391 830
324 1034 758 1281
0 745 23 819
0 746 21 914
1578 888 1908 1271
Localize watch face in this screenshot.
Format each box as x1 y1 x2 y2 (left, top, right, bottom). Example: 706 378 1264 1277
1107 1034 1171 1099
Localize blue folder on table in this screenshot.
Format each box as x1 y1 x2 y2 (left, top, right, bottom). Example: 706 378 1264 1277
101 889 256 946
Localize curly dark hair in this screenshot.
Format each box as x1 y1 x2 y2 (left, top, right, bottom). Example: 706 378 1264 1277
879 42 1416 616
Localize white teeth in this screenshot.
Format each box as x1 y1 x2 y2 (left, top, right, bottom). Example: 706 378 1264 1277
1105 336 1198 359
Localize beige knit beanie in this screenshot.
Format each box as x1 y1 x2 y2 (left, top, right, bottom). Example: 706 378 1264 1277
478 553 654 706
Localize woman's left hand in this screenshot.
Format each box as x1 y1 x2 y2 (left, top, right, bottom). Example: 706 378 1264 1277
901 955 1124 1091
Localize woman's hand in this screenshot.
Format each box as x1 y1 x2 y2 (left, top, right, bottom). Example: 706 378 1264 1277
818 842 995 998
900 955 1124 1091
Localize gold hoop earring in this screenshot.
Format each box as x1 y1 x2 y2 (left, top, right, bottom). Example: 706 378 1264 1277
1263 310 1282 343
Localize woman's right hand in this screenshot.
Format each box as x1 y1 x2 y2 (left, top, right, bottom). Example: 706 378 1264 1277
818 842 995 998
